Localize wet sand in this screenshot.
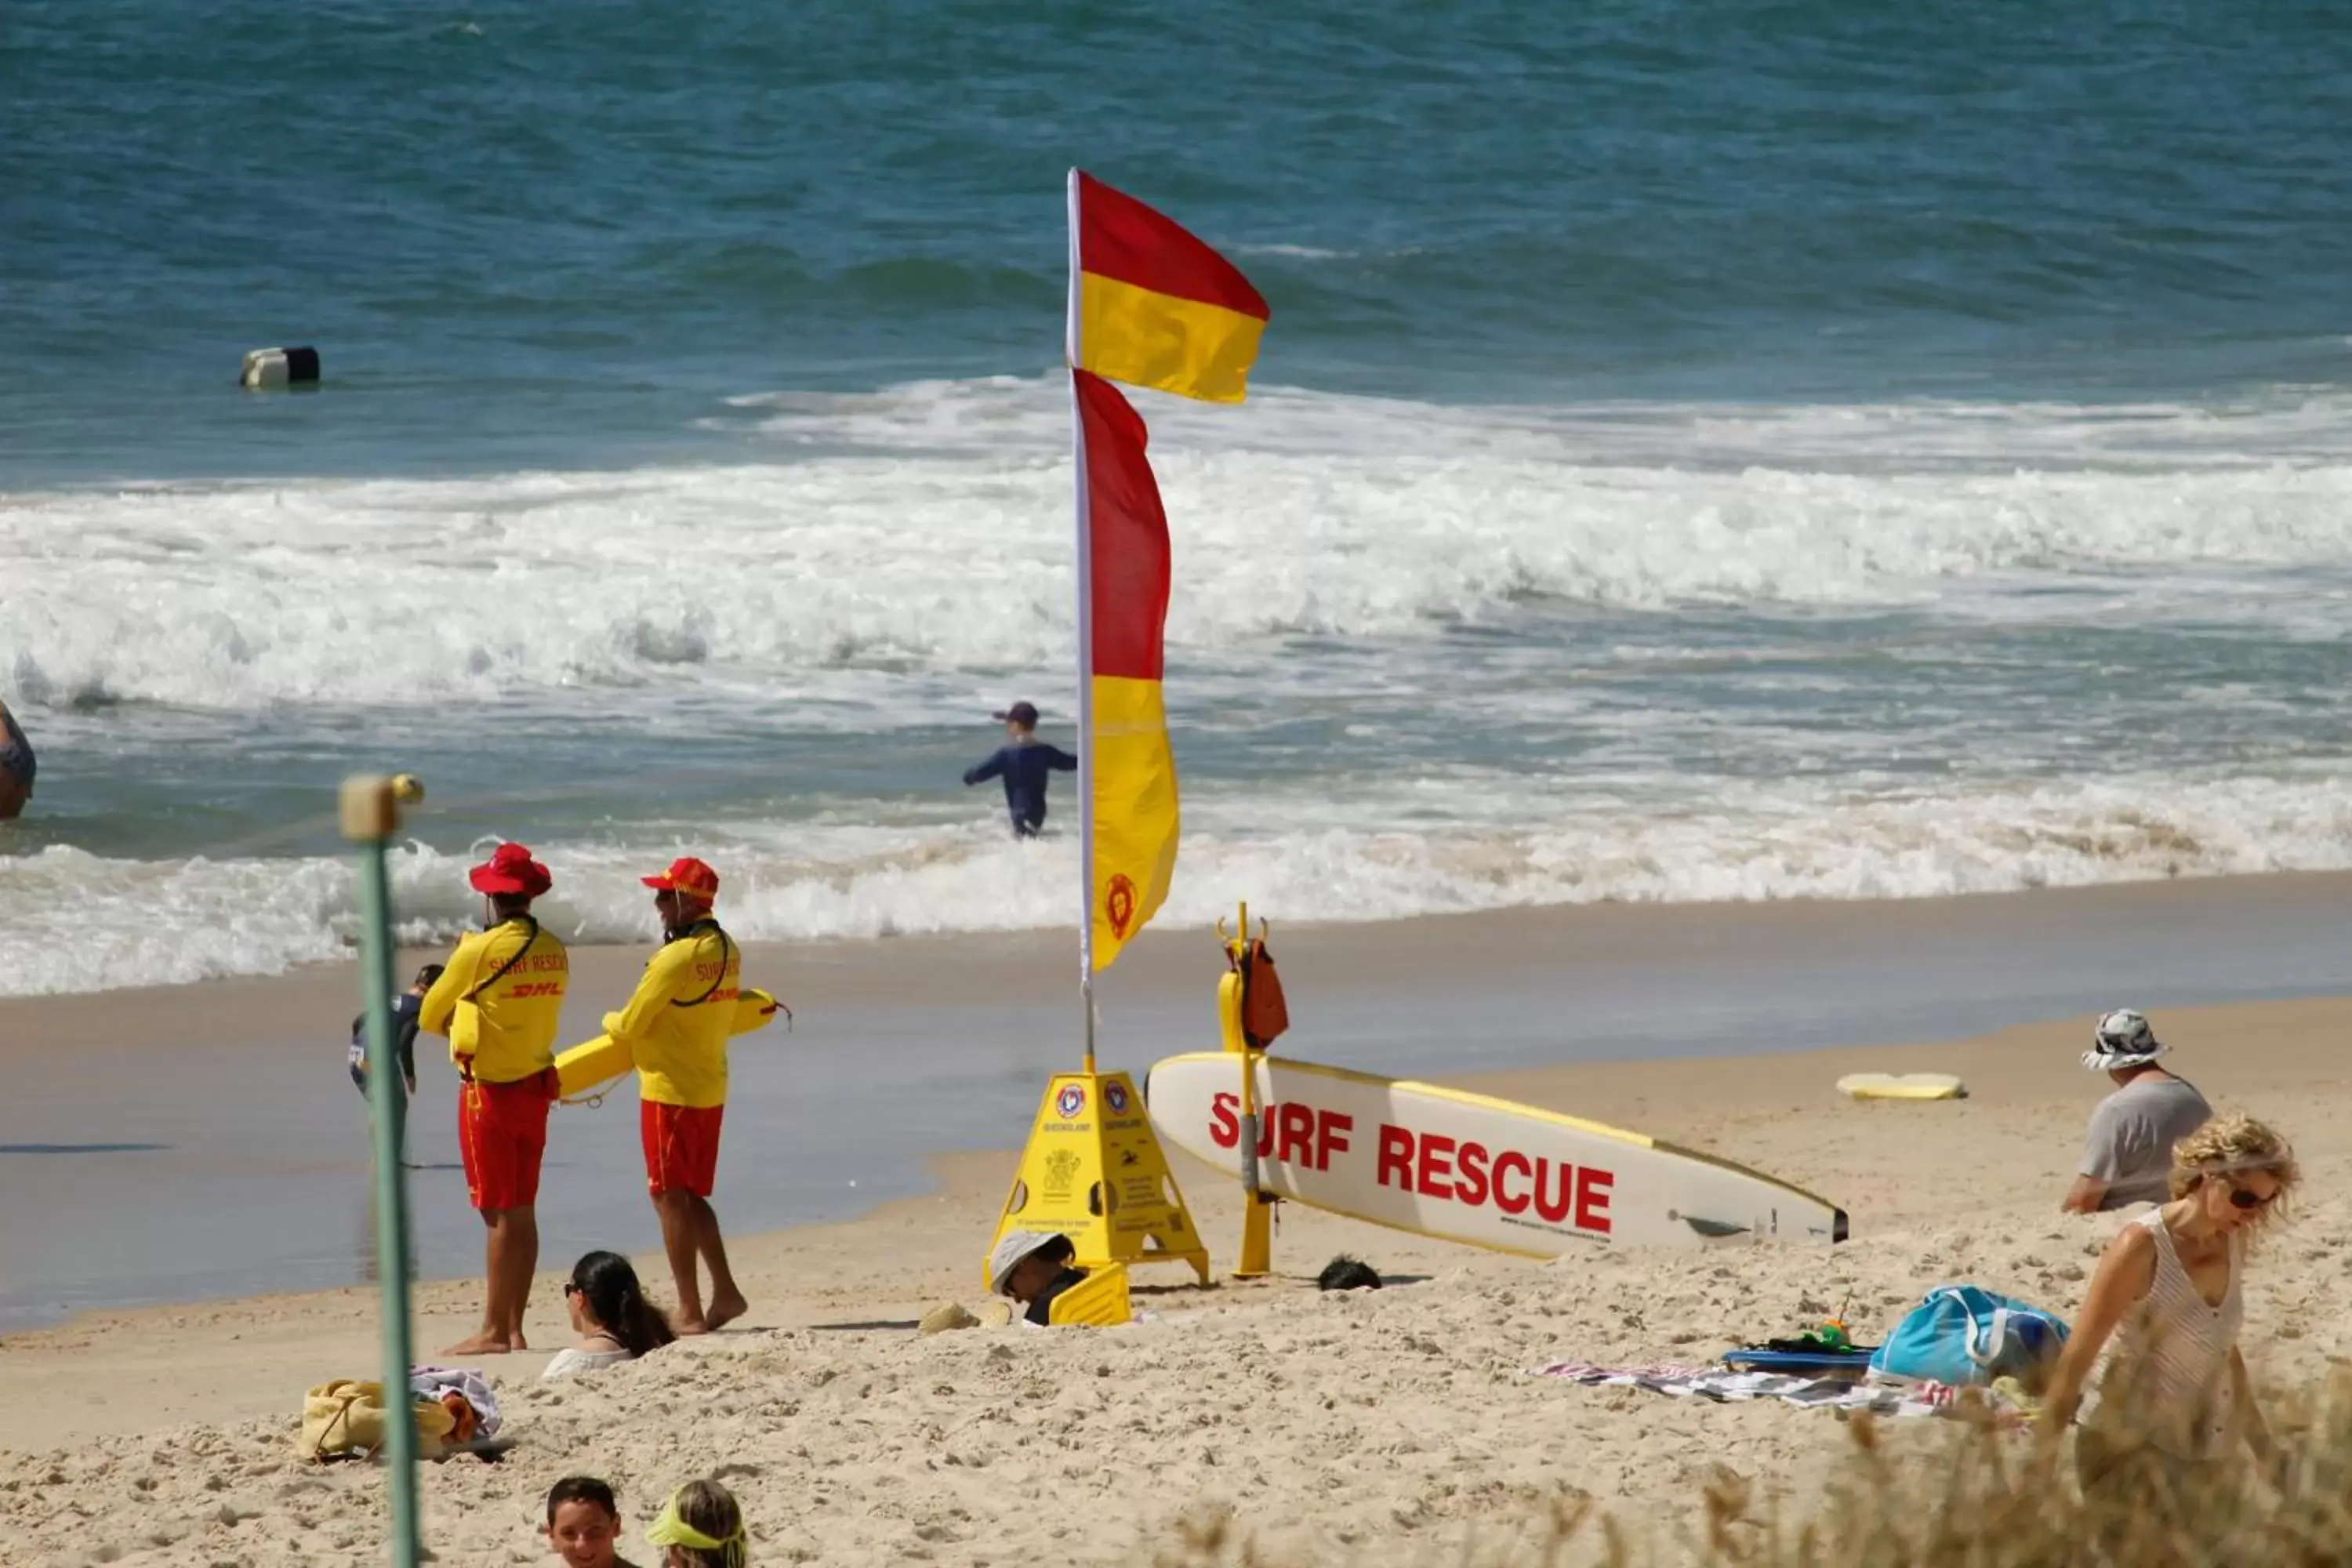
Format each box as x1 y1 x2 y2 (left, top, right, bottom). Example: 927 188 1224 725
5 870 2352 1332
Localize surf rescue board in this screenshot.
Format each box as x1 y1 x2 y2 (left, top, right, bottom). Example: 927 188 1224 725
1835 1073 1966 1102
1145 1052 1846 1253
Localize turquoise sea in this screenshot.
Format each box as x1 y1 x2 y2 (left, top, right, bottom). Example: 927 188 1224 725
5 1 2352 994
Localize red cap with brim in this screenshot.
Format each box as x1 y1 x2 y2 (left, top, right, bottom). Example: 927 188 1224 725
469 842 553 898
642 855 720 901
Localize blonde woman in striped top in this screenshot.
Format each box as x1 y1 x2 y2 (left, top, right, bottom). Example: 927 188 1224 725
2040 1113 2298 1494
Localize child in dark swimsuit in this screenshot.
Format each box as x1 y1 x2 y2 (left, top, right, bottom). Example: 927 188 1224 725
962 701 1077 837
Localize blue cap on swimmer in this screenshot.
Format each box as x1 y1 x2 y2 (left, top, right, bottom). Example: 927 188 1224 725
993 700 1040 728
2084 1008 2166 1070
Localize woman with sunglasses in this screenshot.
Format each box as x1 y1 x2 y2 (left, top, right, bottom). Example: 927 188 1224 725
544 1250 677 1380
2040 1113 2299 1495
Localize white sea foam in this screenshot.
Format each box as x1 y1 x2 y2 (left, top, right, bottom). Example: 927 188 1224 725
1231 242 1354 260
11 379 2352 997
6 770 2352 997
9 380 2352 715
737 374 2352 469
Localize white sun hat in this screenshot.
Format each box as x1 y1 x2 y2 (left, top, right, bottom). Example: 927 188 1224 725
2082 1008 2167 1071
987 1230 1073 1296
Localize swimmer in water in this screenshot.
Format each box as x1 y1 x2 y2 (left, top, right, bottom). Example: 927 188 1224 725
961 701 1077 838
0 699 33 820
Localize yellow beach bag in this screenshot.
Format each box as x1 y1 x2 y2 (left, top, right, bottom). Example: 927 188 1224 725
300 1379 457 1461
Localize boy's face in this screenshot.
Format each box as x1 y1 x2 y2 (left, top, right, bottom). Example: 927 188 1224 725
547 1500 622 1568
1006 1252 1060 1301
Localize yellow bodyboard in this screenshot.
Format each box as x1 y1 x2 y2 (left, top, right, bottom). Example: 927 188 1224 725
1835 1072 1967 1102
556 987 785 1101
1047 1261 1133 1327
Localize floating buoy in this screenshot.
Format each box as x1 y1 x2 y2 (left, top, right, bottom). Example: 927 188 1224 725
240 347 321 389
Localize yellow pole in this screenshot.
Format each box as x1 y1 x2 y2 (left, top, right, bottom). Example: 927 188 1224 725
1229 899 1272 1278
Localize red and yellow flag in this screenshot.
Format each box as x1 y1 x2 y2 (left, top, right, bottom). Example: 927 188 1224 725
1074 368 1178 970
1073 172 1271 405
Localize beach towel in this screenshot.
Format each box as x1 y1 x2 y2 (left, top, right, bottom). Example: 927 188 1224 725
1530 1361 1973 1418
409 1365 501 1438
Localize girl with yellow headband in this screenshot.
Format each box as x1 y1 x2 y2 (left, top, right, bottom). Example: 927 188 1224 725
644 1479 747 1568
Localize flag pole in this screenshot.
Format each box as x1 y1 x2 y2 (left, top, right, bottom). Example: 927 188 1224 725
1066 168 1098 1076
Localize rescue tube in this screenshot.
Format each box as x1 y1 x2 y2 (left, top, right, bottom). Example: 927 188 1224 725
555 987 786 1101
731 988 784 1032
554 1034 633 1100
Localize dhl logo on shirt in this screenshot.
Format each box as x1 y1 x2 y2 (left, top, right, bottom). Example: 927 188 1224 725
493 951 568 1001
686 957 739 1008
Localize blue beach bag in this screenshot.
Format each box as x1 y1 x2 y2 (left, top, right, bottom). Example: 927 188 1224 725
1867 1285 2070 1387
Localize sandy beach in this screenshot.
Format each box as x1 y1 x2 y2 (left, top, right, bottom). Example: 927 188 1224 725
5 891 2351 1566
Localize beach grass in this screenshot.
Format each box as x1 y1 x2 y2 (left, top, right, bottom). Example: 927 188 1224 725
1146 1377 2352 1566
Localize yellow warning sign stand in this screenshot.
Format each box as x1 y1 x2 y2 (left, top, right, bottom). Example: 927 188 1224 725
986 1069 1210 1290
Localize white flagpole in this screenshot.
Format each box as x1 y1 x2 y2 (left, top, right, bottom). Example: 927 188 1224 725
1066 169 1098 1074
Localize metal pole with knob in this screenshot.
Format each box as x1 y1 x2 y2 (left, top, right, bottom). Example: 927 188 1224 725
343 774 422 1568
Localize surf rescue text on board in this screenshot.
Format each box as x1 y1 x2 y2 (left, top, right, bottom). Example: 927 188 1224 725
1206 1093 1613 1235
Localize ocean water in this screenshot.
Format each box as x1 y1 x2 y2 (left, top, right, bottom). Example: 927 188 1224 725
5 1 2352 996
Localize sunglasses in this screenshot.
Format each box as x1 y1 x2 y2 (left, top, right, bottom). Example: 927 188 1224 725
563 1281 582 1297
2229 1187 2276 1210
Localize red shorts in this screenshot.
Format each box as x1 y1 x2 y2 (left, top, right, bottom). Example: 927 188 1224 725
641 1101 724 1198
457 1069 556 1212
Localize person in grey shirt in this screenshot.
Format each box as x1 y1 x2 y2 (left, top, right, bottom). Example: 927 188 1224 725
2061 1008 2213 1214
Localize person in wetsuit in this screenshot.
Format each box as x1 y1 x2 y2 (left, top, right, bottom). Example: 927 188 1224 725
961 701 1077 838
0 699 34 819
349 962 444 1101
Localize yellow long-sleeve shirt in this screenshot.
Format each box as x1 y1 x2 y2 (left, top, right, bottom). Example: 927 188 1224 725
418 916 569 1085
606 924 739 1109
